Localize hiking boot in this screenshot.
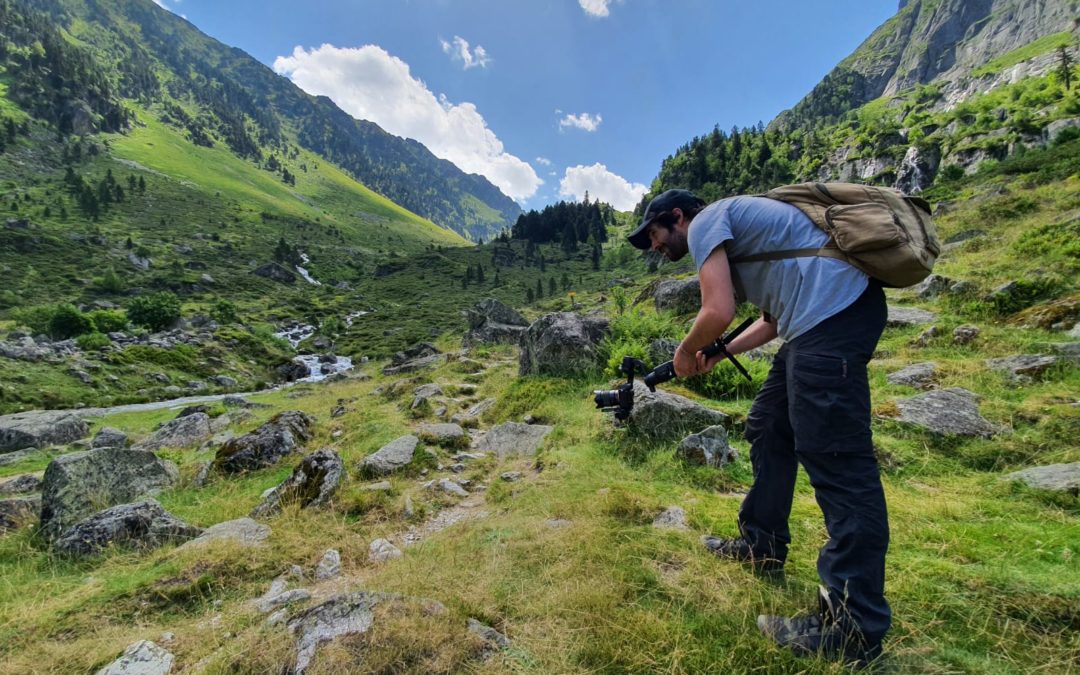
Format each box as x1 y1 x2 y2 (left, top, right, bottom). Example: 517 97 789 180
701 535 784 575
757 586 882 668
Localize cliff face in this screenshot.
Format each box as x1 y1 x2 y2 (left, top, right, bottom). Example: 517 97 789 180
774 0 1078 129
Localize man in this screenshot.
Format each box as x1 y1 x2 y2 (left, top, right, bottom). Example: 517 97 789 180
628 188 890 667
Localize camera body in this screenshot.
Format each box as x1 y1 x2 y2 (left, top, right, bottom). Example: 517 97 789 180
593 356 648 421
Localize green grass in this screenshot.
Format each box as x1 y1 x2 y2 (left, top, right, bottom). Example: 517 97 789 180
972 32 1076 78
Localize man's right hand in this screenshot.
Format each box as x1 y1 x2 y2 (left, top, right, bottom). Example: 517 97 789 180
673 345 698 378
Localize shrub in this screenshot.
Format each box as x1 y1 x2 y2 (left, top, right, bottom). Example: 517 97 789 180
938 164 966 182
209 299 238 325
76 332 110 350
11 304 56 335
87 309 128 333
127 292 181 331
47 304 95 339
93 267 125 293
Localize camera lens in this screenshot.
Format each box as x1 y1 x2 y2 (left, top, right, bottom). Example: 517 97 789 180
593 390 619 408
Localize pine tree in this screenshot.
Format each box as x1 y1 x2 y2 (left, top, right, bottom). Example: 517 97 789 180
1058 45 1074 91
549 277 557 295
526 287 534 303
535 278 543 298
477 264 485 283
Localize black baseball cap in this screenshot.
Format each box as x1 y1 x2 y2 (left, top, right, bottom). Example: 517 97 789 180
627 189 704 250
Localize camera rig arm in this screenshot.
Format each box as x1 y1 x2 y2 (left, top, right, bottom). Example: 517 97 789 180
643 316 755 391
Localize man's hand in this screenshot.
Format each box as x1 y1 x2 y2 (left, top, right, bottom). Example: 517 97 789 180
673 345 699 378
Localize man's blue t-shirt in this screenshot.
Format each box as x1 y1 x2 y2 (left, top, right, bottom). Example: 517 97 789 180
687 196 868 341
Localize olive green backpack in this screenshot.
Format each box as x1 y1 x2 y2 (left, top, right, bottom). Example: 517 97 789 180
730 182 940 288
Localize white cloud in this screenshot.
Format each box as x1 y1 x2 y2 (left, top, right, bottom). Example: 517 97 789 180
535 156 552 166
558 112 603 132
439 36 491 70
560 163 647 211
273 44 540 201
579 0 614 17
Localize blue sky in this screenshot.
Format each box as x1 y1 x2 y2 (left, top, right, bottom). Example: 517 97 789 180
154 0 897 210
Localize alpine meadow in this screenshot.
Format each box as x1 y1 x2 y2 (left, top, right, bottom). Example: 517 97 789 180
0 0 1078 673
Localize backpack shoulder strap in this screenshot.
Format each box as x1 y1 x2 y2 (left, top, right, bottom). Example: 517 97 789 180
729 247 849 264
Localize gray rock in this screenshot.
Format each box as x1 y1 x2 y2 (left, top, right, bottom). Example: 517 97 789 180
253 262 297 284
135 413 211 452
54 499 202 557
462 298 529 346
362 481 393 492
213 411 314 474
127 252 151 271
1046 342 1080 364
887 362 938 389
892 388 1002 438
628 381 729 441
287 591 384 674
500 471 522 482
433 478 470 497
450 398 495 426
519 312 609 377
648 338 680 367
654 277 701 315
467 617 511 650
211 375 237 388
253 584 311 614
1002 463 1080 494
0 448 41 467
95 640 174 675
222 395 253 408
910 325 940 348
953 324 980 345
411 383 444 409
652 506 689 530
39 447 180 540
358 435 419 477
251 448 345 518
0 410 89 453
677 425 737 467
0 496 41 533
391 342 441 366
912 274 953 299
369 538 403 563
381 353 444 376
315 549 342 581
986 355 1059 380
178 518 271 551
91 427 128 450
277 360 311 382
418 423 467 447
474 422 553 460
886 306 938 327
545 518 571 528
0 473 42 495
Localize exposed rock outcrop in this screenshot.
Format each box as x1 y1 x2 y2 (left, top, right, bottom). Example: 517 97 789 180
462 298 529 346
250 448 345 518
474 422 553 459
654 277 701 315
53 499 202 557
213 411 314 474
358 435 419 477
627 381 729 441
891 388 1002 437
519 312 609 376
0 410 88 453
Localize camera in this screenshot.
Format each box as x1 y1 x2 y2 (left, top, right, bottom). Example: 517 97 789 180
593 356 648 421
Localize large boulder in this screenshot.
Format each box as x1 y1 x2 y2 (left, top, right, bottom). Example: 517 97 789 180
890 388 1002 437
654 277 701 315
133 413 211 451
474 422 553 459
462 298 529 347
250 448 345 518
277 360 312 382
213 411 314 474
519 312 609 376
1002 463 1080 494
0 496 41 533
253 262 297 284
418 423 468 448
358 435 419 477
39 447 180 540
985 355 1059 381
96 640 175 675
53 499 202 557
91 427 128 450
0 410 89 453
627 381 730 441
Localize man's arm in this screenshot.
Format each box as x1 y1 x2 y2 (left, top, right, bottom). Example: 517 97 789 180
674 245 736 377
697 313 778 372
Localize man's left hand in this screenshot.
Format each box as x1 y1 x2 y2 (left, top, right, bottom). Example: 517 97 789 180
673 346 698 378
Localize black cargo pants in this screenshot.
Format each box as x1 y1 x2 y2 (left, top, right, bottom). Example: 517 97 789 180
740 281 891 644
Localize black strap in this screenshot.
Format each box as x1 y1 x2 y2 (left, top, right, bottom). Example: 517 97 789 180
729 247 849 264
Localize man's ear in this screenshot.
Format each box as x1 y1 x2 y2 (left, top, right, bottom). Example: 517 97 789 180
672 207 684 224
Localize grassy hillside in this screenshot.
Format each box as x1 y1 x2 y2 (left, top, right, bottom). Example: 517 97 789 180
1 137 1077 672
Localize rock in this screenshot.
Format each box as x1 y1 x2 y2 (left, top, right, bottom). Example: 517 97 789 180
368 538 403 563
358 435 419 477
912 274 953 299
648 338 680 367
518 312 609 377
0 473 42 495
652 506 689 530
910 325 940 348
474 422 553 460
362 481 393 492
95 640 174 675
127 251 151 271
450 398 495 426
382 353 444 376
433 478 470 497
627 381 729 441
892 388 1001 438
39 447 180 540
214 411 314 474
0 496 41 533
677 425 737 467
500 471 522 482
654 277 701 314
1046 342 1080 364
287 591 385 673
411 383 444 409
53 499 202 557
886 306 938 327
986 355 1058 381
250 448 345 518
0 336 53 362
330 405 347 418
211 375 237 388
277 360 311 382
253 262 297 284
0 410 89 453
545 518 571 528
178 518 271 551
953 324 980 345
222 395 253 408
893 144 939 194
467 617 511 650
136 413 212 452
887 362 938 389
392 342 441 366
315 549 342 581
418 423 467 448
1002 463 1080 494
462 298 529 347
91 427 128 450
253 584 311 614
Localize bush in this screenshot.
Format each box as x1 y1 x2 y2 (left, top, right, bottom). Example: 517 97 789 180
76 332 110 350
938 164 966 182
127 292 181 331
11 304 56 335
47 304 95 339
209 299 238 325
87 309 128 333
93 267 125 293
